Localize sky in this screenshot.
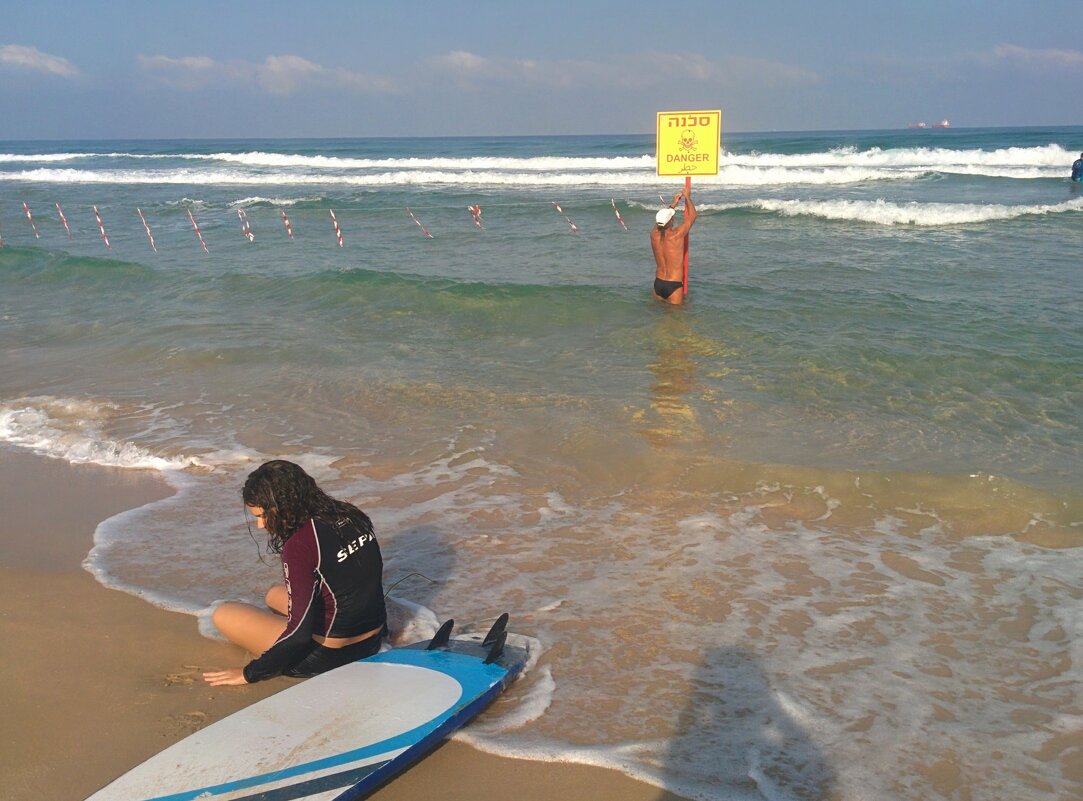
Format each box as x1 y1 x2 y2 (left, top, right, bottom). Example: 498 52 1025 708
2 0 1081 140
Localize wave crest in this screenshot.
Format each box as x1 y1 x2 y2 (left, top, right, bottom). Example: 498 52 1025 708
746 196 1083 226
2 142 1077 188
0 396 197 471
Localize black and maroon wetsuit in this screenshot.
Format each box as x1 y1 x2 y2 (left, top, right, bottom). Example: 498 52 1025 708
242 517 386 683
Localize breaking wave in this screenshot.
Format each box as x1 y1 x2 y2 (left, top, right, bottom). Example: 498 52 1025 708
1 143 1077 188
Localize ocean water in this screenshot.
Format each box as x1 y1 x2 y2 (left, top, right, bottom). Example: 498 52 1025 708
2 127 1082 801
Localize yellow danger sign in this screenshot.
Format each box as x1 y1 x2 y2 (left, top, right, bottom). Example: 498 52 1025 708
656 110 722 176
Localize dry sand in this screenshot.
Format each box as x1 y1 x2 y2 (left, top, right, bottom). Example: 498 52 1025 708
0 449 683 801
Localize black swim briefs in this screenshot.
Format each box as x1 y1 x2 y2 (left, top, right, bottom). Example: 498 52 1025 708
283 631 384 679
654 277 683 300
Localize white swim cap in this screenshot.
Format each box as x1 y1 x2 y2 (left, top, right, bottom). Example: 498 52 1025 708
655 208 676 226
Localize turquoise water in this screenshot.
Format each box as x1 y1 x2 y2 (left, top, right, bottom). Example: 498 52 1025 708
2 128 1082 800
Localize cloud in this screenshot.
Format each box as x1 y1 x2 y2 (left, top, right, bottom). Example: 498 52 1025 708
137 55 217 90
992 44 1083 69
0 44 79 78
136 48 816 101
138 54 398 95
441 51 489 75
429 50 819 92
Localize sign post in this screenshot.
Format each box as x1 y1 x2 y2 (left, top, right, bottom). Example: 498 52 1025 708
656 110 721 296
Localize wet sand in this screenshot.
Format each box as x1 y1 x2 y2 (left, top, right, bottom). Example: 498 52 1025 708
0 449 684 801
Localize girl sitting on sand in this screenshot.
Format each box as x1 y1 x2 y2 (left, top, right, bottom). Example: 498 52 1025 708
203 460 386 685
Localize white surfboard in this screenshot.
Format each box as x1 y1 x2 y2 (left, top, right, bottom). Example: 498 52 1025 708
86 616 526 801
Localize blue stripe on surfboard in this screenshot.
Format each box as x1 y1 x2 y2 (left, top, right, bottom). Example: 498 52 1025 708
222 761 389 801
135 651 511 801
329 672 515 801
229 675 515 801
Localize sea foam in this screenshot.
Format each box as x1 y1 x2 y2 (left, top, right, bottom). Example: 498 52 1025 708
2 142 1076 188
0 397 197 471
745 196 1083 225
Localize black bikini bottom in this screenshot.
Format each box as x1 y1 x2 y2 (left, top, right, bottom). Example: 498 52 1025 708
283 631 384 678
654 277 683 300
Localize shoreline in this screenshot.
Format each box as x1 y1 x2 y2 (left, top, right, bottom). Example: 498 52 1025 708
0 447 687 801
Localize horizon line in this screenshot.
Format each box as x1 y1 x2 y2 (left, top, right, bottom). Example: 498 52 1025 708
3 123 1083 145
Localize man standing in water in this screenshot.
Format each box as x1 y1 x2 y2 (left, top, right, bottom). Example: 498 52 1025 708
1072 152 1083 183
650 184 697 305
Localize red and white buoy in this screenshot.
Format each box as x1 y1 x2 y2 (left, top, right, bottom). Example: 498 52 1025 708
137 208 157 253
187 209 209 253
23 202 40 238
329 209 344 247
92 205 111 250
237 208 254 242
407 208 433 238
552 201 577 233
56 202 72 238
611 199 628 231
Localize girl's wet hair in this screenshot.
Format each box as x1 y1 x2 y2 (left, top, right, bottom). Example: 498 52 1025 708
242 460 373 554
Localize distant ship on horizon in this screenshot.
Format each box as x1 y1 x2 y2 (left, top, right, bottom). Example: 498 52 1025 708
908 119 951 129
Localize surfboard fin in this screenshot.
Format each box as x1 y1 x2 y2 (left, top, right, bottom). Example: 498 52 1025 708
483 630 507 664
482 612 509 647
427 618 454 650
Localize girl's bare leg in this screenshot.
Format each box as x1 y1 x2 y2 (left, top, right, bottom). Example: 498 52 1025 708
265 583 288 615
211 586 288 656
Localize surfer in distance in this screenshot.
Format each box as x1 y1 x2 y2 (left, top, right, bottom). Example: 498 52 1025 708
203 460 387 686
650 184 697 305
1072 152 1082 182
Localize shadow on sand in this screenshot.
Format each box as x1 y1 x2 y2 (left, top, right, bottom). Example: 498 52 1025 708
658 645 836 801
381 521 468 640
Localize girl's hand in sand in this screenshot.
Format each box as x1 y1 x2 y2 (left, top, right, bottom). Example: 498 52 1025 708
202 668 248 686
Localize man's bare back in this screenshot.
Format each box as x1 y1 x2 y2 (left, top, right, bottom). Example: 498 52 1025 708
650 185 697 305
